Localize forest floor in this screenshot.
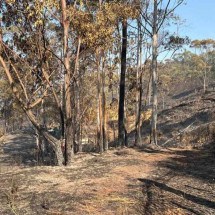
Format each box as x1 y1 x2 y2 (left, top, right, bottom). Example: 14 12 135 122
0 131 215 215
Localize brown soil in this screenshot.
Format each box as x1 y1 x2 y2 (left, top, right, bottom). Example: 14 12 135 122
0 132 215 215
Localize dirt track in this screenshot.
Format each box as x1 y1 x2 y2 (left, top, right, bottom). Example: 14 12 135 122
0 132 215 215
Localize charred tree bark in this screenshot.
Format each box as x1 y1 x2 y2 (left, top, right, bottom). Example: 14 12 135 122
101 58 108 151
97 56 104 153
118 19 127 147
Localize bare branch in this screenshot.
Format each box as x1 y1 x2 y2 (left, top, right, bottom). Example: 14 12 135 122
158 0 184 32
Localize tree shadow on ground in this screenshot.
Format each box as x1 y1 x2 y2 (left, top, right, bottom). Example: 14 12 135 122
159 111 210 134
158 142 215 182
138 178 215 215
137 142 215 215
171 88 197 100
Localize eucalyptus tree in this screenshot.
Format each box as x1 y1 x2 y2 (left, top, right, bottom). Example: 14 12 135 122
139 0 185 145
114 1 139 147
191 39 215 93
0 0 71 165
0 0 139 164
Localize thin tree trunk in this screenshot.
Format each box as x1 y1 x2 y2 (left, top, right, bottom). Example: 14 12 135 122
203 67 207 93
137 72 143 144
99 0 106 152
61 0 74 165
75 38 81 152
101 57 108 151
76 96 81 152
135 19 141 146
97 56 104 153
118 19 127 147
151 0 158 145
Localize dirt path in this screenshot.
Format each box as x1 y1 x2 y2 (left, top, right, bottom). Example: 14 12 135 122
0 132 215 215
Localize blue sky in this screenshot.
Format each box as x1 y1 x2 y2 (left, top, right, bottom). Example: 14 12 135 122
176 0 215 40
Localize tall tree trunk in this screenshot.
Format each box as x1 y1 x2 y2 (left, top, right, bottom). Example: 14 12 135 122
61 0 74 165
75 38 82 152
118 19 127 147
97 53 104 153
151 0 158 145
96 1 107 152
137 72 143 144
135 20 142 146
60 83 65 139
101 57 108 151
203 67 207 93
76 88 81 153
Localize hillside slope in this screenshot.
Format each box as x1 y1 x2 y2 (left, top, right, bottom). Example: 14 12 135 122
129 90 215 148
